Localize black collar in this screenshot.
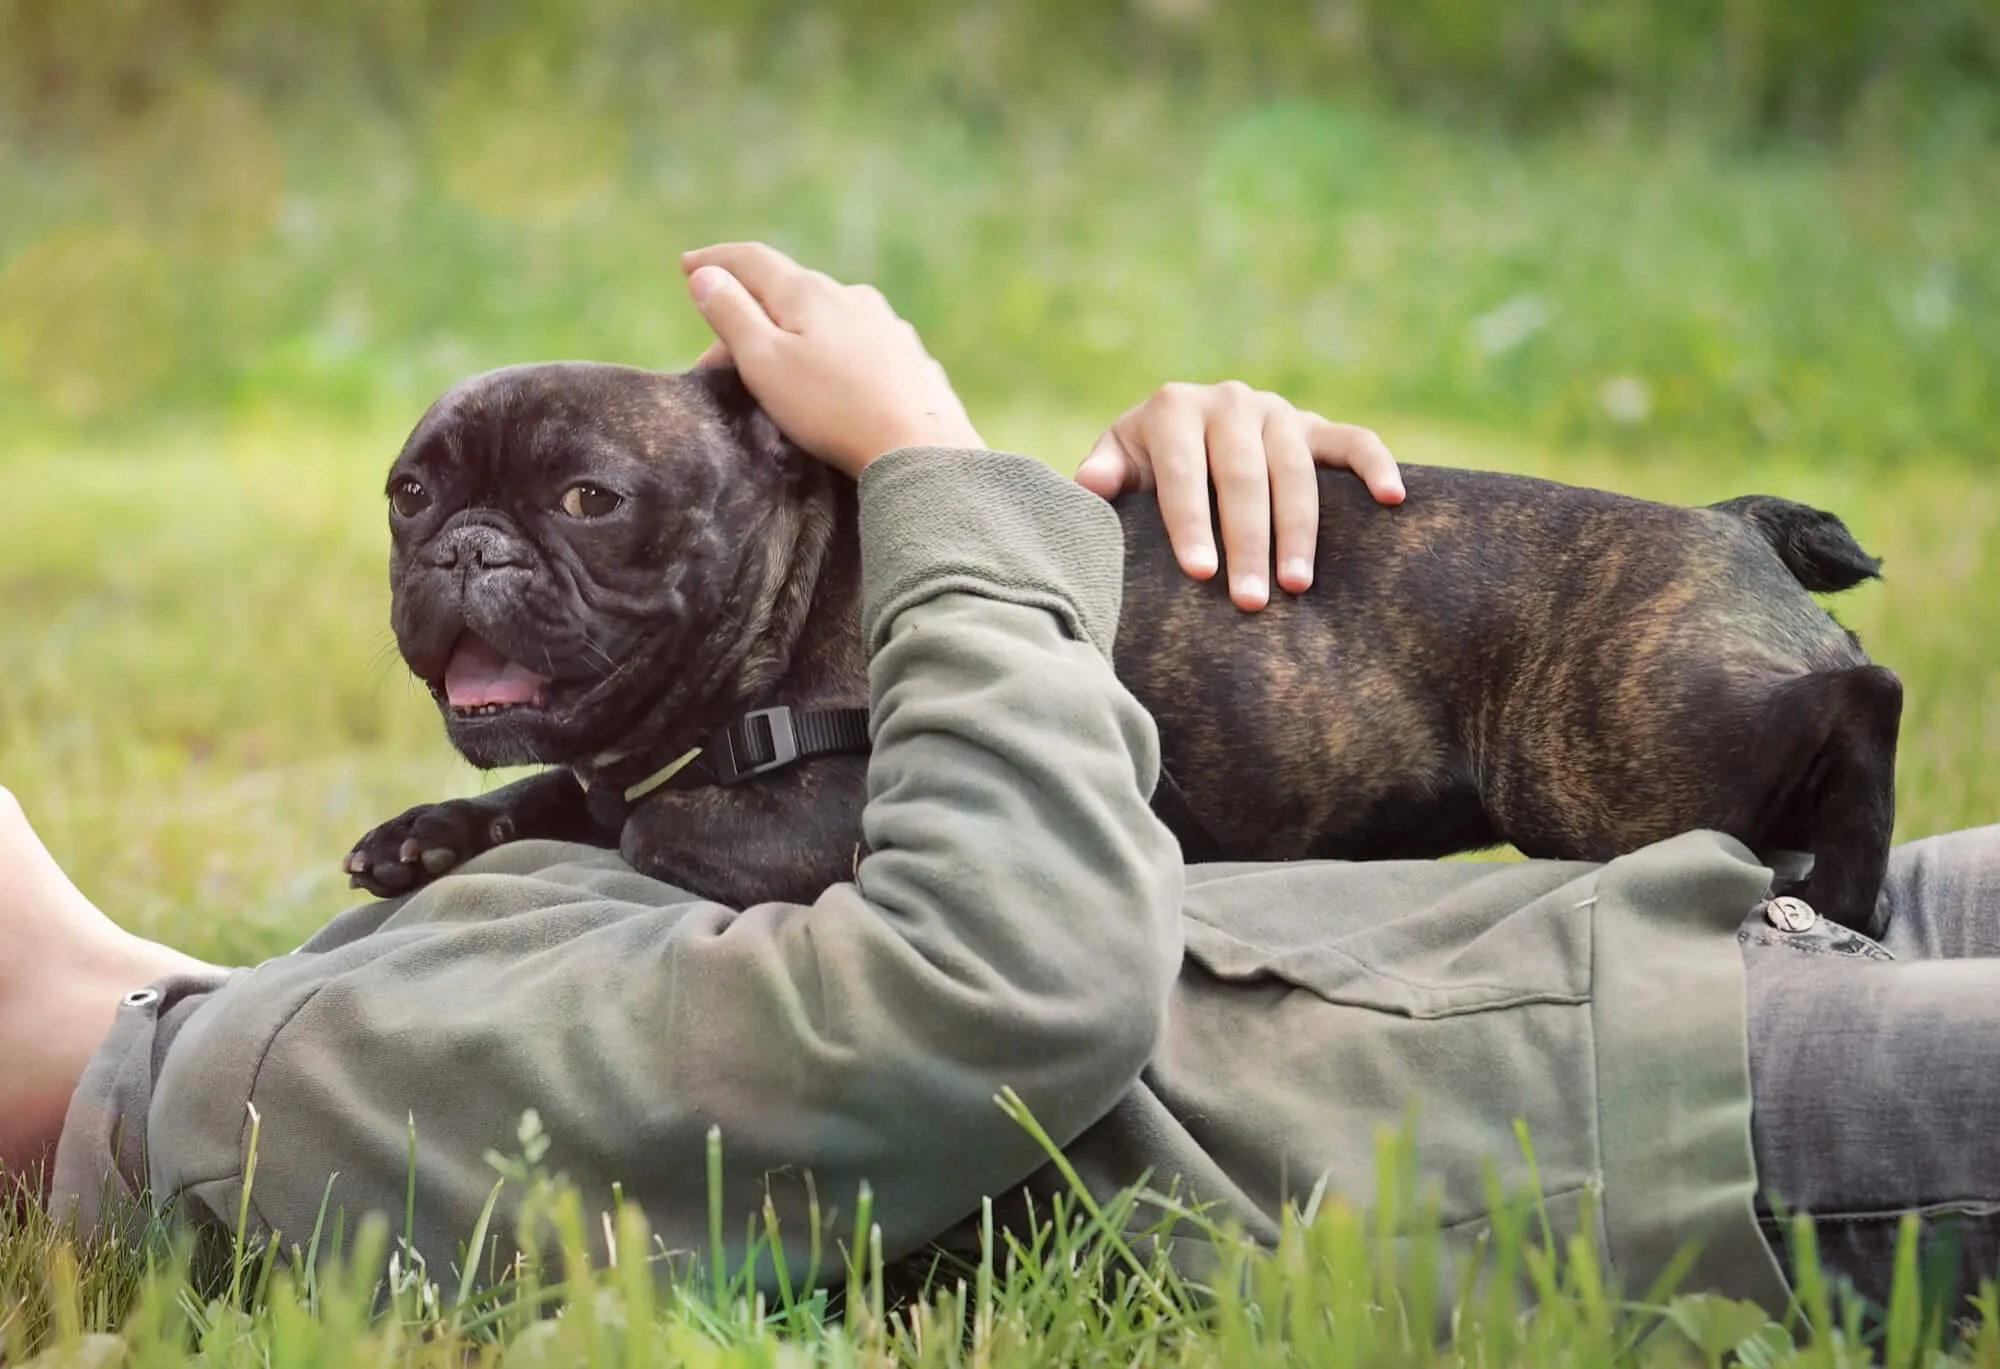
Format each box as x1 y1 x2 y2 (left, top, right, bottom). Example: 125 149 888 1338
577 703 1225 867
579 704 872 829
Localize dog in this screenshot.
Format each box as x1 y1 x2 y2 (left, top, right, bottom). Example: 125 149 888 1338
348 361 1903 936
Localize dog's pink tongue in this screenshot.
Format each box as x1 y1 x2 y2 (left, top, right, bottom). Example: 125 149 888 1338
444 634 551 708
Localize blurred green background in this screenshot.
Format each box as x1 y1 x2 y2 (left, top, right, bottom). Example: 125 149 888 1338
0 0 1995 963
4 0 1997 452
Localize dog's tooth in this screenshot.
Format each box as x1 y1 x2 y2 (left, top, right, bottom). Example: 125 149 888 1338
451 700 530 718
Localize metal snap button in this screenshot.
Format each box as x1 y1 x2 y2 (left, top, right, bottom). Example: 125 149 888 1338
1765 896 1818 933
121 988 160 1009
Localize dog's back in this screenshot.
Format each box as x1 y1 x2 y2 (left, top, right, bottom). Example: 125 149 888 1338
1112 465 1899 931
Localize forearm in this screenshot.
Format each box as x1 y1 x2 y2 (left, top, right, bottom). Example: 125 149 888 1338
0 791 217 1194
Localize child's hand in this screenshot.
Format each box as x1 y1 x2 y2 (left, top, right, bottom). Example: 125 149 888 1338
1075 383 1403 611
681 242 983 478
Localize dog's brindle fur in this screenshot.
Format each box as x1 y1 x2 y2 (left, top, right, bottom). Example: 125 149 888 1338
353 362 1903 937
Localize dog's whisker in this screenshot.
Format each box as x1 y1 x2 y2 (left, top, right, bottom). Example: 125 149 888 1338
580 634 620 678
361 635 418 695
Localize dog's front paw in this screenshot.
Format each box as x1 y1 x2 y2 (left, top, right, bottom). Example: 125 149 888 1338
344 798 515 898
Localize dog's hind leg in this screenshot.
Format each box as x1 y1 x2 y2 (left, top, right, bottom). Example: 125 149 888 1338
1754 665 1904 939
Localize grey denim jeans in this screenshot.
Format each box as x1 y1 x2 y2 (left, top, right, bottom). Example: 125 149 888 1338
1746 824 2000 1316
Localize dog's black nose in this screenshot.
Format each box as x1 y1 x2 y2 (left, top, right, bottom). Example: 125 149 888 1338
431 525 530 572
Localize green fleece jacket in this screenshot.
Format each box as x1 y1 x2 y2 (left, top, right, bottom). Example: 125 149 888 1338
52 446 1791 1312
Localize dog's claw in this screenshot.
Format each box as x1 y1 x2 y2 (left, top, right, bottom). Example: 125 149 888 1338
398 837 423 864
421 847 459 876
489 817 516 846
345 851 369 874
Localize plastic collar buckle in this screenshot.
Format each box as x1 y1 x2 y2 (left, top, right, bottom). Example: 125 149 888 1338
711 706 800 784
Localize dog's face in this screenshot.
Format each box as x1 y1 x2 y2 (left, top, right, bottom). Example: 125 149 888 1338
385 361 812 768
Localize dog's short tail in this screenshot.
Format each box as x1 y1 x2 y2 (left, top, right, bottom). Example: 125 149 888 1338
1708 494 1883 593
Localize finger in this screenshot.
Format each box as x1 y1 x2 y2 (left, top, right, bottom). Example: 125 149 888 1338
1138 389 1219 580
688 266 782 362
1206 391 1272 611
681 240 800 282
681 243 820 328
692 338 733 368
1074 423 1148 499
1307 418 1404 504
1265 410 1320 594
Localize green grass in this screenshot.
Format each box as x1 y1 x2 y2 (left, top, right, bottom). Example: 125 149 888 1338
3 1100 1995 1368
3 79 1995 467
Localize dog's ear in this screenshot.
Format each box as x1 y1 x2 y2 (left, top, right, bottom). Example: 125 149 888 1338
688 363 806 477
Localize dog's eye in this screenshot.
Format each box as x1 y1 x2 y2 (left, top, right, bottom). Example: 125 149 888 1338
561 484 623 518
389 478 431 518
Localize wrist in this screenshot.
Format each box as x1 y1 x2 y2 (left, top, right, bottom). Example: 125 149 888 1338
854 414 984 474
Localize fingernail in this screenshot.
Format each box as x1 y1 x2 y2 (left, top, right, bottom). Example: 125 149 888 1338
1237 574 1267 605
1281 557 1312 588
689 265 723 304
1185 545 1218 577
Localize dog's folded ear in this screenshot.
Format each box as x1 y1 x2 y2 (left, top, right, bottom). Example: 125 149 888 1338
688 363 807 477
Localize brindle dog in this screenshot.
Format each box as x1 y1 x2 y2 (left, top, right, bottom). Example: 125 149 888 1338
348 362 1903 936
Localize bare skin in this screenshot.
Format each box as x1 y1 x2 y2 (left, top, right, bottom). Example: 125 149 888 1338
0 238 1399 1201
0 787 218 1192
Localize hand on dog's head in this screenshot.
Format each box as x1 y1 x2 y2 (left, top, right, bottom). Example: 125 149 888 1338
385 361 823 769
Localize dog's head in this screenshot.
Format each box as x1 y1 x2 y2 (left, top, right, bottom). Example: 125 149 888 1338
385 361 828 768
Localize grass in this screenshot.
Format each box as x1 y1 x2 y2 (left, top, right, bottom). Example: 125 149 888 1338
3 79 1995 467
4 1099 1995 1368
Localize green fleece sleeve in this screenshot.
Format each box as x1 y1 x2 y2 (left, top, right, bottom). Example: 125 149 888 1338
100 446 1185 1280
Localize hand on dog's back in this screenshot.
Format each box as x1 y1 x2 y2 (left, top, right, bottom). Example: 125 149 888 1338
1076 383 1404 612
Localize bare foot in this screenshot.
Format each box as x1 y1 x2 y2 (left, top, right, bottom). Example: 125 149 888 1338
0 786 220 1192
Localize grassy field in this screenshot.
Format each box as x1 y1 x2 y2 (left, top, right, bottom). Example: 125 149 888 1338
5 1107 1964 1369
5 79 1996 467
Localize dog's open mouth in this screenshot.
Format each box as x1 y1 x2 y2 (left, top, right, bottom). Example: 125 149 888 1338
442 632 554 719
